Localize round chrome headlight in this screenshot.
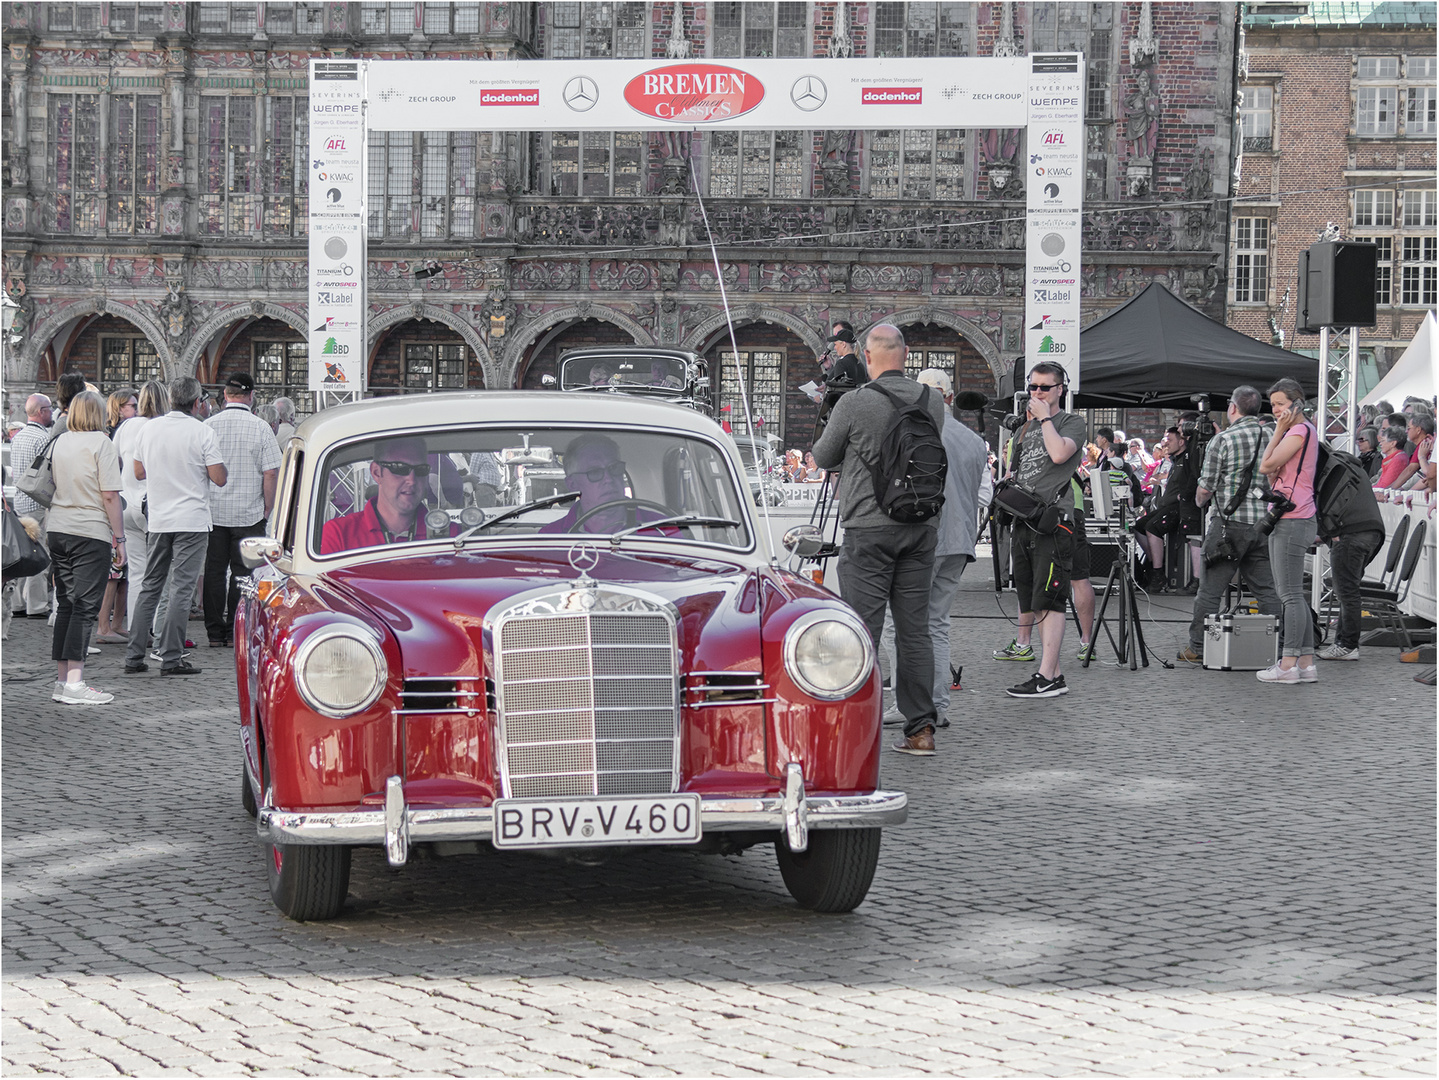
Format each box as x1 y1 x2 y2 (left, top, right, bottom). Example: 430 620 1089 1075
294 627 387 718
783 611 874 701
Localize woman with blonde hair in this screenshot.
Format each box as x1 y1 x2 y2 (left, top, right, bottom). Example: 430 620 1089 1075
112 380 167 632
46 391 126 705
104 387 137 437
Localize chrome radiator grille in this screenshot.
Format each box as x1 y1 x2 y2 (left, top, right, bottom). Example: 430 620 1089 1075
495 602 679 799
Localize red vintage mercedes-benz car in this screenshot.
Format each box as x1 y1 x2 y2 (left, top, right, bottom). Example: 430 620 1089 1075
236 392 904 921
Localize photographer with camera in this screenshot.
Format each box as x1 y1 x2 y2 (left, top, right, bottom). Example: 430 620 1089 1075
1178 385 1282 667
992 362 1088 699
1254 377 1319 683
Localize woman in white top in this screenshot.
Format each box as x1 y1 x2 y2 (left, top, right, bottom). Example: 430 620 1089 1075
112 380 167 632
47 391 126 705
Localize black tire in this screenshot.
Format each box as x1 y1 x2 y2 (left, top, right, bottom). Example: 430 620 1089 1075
241 762 257 818
774 828 881 913
262 756 350 921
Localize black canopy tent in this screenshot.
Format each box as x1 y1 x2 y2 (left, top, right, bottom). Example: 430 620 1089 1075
1001 283 1319 410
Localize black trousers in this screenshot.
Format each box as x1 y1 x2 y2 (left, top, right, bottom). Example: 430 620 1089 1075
203 519 264 643
837 524 938 738
1329 529 1384 650
49 532 110 663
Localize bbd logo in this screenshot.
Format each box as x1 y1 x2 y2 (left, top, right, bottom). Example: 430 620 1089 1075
1037 335 1068 354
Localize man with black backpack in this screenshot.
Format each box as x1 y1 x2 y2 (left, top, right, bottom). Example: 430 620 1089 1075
812 324 948 757
1314 441 1386 661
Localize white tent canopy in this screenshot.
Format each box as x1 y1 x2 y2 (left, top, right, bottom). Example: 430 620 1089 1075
1361 310 1437 409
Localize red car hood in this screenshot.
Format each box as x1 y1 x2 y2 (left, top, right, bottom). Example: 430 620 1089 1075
325 547 762 679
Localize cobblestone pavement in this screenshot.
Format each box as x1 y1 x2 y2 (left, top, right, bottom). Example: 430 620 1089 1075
3 573 1434 1077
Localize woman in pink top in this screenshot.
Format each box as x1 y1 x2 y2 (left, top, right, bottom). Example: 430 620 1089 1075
1256 377 1319 683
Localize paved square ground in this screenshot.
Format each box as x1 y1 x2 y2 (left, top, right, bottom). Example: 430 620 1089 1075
3 568 1434 1076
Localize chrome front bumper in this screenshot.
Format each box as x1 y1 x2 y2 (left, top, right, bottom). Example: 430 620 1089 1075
256 765 907 867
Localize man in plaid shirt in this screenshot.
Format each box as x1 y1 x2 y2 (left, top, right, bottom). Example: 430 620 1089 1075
202 373 281 647
8 393 55 617
1179 384 1281 664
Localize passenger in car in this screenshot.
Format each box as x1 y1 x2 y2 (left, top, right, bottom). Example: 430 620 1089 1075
539 433 673 536
320 436 457 554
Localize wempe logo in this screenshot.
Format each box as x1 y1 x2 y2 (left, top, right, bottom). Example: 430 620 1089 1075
861 87 922 105
623 64 764 122
480 88 539 106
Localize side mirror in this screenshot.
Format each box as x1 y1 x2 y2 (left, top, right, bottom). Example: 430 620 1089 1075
781 524 824 558
541 373 557 387
239 536 284 570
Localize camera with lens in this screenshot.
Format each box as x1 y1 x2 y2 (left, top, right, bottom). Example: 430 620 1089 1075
1255 490 1296 536
1000 392 1031 431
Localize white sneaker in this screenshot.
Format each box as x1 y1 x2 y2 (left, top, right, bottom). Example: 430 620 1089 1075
1317 644 1359 661
1257 663 1300 684
1297 665 1318 683
59 681 115 706
86 645 100 655
52 681 64 702
149 650 190 664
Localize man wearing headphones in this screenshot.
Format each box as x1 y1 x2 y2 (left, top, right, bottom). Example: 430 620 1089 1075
1001 361 1087 698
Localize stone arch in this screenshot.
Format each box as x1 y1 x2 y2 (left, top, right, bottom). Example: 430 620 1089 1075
879 308 1005 391
179 300 309 377
20 296 175 384
367 302 493 384
500 304 653 388
682 305 826 360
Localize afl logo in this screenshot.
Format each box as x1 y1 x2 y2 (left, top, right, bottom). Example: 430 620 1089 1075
623 64 765 123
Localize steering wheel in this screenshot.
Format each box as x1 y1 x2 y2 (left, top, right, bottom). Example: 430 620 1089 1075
571 497 672 533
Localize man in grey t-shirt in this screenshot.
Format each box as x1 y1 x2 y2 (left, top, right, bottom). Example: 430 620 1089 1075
1001 362 1087 699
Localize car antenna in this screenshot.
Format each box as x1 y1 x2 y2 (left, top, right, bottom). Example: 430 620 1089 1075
688 155 778 567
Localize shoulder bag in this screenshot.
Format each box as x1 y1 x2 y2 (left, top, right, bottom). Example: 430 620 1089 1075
15 431 61 509
2 502 50 581
1200 431 1263 566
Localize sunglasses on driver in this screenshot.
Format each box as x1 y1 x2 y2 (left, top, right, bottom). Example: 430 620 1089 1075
375 460 432 478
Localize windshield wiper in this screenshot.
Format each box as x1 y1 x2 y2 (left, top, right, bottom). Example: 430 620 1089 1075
453 491 580 549
608 514 742 548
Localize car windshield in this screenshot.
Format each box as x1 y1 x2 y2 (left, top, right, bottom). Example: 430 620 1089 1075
312 426 751 557
561 355 687 392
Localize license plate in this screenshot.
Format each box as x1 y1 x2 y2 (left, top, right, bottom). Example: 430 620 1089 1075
491 794 702 849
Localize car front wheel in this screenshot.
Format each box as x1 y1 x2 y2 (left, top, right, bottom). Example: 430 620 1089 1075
262 757 350 921
774 828 881 913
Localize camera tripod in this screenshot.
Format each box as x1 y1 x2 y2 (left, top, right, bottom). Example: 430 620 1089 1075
1084 501 1151 671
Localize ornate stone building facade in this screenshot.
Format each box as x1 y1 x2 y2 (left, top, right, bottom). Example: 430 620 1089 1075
1227 2 1436 389
4 1 1239 448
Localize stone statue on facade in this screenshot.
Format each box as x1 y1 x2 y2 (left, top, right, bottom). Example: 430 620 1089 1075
159 279 191 339
1124 68 1162 162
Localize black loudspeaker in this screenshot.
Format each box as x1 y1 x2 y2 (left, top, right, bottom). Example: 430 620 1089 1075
1297 241 1378 332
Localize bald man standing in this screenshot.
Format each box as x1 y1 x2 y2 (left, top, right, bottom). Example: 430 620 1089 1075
9 394 56 617
812 324 947 757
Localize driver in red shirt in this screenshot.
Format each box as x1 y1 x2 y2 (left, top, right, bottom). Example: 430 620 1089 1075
321 436 457 553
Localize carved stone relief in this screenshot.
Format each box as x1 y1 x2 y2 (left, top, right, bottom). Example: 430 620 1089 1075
592 261 655 290
758 263 826 293
850 266 922 292
516 262 581 290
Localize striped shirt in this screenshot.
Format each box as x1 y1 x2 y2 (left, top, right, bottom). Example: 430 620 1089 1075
1198 415 1268 525
205 403 282 526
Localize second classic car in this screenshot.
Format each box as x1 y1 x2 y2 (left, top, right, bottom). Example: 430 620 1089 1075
236 392 904 921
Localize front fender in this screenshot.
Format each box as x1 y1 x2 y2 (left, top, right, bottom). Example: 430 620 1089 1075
760 572 882 793
254 577 403 810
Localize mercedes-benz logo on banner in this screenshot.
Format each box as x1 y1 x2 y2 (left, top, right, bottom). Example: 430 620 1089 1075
567 542 600 578
791 76 827 111
563 76 599 112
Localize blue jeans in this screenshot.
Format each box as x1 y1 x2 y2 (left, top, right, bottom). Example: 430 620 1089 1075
1269 516 1318 658
838 525 937 738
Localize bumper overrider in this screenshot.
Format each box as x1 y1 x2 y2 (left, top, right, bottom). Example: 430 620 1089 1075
256 764 907 867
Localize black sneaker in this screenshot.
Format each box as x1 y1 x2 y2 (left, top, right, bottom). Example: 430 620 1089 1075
1006 672 1068 699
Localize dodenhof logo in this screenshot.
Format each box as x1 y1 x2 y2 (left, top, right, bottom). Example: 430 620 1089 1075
623 64 765 122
